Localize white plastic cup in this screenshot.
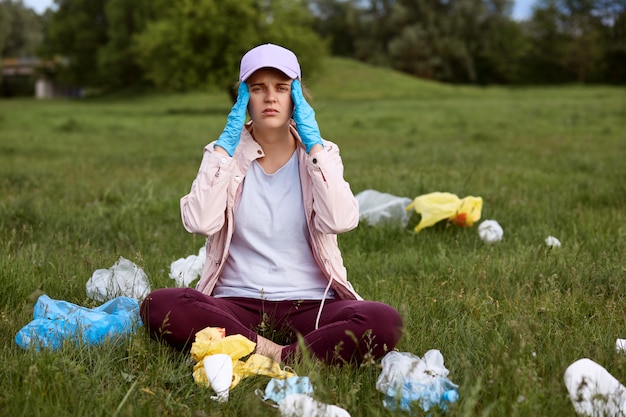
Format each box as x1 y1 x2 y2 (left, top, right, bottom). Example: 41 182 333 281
203 354 233 402
564 358 626 416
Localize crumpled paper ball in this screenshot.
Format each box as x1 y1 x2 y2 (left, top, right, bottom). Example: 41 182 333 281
545 236 561 248
478 220 503 244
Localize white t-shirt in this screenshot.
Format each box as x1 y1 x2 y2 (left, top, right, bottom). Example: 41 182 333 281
213 151 334 300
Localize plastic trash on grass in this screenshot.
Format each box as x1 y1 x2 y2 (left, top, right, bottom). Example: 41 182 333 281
406 192 483 233
278 393 351 417
261 376 314 404
190 327 295 400
478 220 504 244
259 376 351 417
376 350 459 413
86 257 150 301
564 358 626 417
203 354 233 403
15 294 139 350
545 235 561 248
356 189 413 228
170 247 206 287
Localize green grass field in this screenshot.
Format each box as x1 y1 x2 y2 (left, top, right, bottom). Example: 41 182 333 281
1 57 625 416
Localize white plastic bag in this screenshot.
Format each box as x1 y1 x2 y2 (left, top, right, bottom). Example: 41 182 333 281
169 247 206 287
86 257 151 302
564 358 626 417
356 189 413 228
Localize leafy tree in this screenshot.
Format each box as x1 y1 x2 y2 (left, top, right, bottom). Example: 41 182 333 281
474 2 530 84
41 0 109 86
352 0 397 66
560 0 606 82
522 0 609 83
0 0 42 58
0 4 10 57
132 0 258 93
133 0 328 98
596 0 626 83
96 0 165 88
386 0 520 83
518 1 565 82
309 0 361 56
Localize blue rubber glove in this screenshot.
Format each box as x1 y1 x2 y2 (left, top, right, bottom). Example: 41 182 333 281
214 82 249 156
291 79 323 153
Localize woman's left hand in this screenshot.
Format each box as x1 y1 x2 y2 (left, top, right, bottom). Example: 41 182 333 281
291 79 323 154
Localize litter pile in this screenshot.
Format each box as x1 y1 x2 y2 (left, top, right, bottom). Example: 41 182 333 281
356 188 562 250
191 326 352 416
15 186 574 415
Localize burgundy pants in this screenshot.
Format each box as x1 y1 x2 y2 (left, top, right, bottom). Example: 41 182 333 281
140 287 403 365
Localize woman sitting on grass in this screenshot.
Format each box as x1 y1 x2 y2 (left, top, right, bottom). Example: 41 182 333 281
140 43 403 365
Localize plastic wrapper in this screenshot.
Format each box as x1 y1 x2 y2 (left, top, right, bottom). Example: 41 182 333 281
406 192 483 233
356 189 413 228
279 393 351 417
86 257 150 301
262 376 314 403
170 247 206 287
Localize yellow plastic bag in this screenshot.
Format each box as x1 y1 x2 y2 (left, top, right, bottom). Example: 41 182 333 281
406 192 483 233
191 327 295 390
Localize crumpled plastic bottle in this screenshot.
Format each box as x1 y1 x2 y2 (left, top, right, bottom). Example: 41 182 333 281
564 358 626 417
376 350 459 414
386 376 459 412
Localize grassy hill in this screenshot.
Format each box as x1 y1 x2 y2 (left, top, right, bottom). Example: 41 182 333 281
311 57 466 100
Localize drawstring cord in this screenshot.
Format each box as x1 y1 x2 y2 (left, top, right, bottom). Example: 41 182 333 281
315 271 333 330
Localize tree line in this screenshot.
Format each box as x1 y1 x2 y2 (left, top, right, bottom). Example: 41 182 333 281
1 0 624 96
312 0 625 85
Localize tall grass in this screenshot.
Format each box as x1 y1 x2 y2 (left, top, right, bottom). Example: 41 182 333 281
1 57 625 416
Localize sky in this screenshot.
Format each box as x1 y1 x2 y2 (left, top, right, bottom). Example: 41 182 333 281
22 0 536 20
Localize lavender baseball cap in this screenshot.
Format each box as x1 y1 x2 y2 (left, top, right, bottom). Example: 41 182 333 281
239 43 301 82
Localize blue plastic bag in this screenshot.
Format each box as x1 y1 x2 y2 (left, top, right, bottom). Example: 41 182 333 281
15 294 140 350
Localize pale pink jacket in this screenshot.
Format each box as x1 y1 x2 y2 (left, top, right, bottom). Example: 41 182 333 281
180 121 363 302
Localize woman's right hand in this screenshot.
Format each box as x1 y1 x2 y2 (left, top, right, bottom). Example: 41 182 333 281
214 82 249 156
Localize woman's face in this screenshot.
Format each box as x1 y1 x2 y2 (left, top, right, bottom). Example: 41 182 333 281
246 68 294 129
